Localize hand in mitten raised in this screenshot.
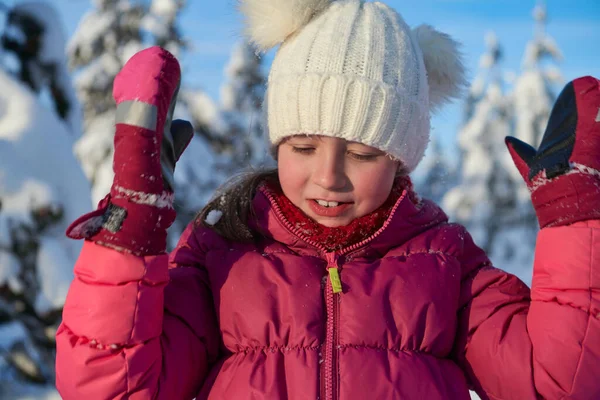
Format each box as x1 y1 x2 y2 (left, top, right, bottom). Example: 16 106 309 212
506 75 600 228
66 46 194 255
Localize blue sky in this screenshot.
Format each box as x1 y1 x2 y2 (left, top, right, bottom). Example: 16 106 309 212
22 0 600 151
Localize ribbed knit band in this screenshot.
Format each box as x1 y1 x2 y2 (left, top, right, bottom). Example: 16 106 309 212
267 72 430 172
263 0 432 172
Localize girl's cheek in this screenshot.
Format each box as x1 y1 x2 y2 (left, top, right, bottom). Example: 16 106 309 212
279 159 307 194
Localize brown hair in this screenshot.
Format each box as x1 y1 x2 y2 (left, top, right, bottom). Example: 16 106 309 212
195 169 279 242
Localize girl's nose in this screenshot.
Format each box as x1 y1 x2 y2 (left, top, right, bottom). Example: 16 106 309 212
313 152 347 191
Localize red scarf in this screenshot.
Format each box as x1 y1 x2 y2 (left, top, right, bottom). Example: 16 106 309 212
266 177 414 251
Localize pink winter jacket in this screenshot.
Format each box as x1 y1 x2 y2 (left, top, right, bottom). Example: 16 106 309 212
56 185 600 399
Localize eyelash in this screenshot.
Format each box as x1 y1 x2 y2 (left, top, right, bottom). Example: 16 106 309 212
291 146 314 154
349 153 378 161
290 146 378 161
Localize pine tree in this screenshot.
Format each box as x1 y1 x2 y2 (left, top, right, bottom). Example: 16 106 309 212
180 39 269 174
145 0 187 57
218 40 269 172
69 0 191 204
512 2 562 153
68 0 148 204
444 11 560 284
491 2 562 283
443 32 522 269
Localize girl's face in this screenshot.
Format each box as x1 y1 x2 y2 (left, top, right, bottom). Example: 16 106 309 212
277 135 400 227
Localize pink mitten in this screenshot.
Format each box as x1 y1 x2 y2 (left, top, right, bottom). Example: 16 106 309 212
506 76 600 228
67 47 193 255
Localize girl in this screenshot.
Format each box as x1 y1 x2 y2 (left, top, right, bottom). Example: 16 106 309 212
56 0 600 399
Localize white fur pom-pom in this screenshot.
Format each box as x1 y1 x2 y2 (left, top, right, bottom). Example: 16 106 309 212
238 0 332 52
413 24 467 112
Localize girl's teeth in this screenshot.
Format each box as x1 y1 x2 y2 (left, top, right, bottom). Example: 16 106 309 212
316 200 339 207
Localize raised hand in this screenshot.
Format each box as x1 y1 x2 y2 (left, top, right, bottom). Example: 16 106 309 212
506 75 600 228
66 47 194 255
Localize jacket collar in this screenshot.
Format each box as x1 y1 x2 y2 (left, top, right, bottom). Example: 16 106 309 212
250 180 448 260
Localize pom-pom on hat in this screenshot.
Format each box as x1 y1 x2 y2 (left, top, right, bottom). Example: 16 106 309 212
239 0 466 172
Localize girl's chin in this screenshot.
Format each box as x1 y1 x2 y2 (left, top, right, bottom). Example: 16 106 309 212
316 219 351 228
306 211 355 227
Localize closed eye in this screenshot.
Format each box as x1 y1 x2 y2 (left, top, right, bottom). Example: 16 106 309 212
348 152 379 161
291 146 315 154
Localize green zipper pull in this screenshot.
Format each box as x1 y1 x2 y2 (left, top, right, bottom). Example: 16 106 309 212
329 267 343 294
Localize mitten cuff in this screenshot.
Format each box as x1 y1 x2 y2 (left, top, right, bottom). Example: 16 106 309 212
66 194 175 255
533 171 600 228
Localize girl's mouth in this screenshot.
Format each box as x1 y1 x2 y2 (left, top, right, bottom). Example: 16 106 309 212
309 199 352 217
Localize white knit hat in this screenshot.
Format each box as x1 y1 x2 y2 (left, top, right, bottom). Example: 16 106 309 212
239 0 466 172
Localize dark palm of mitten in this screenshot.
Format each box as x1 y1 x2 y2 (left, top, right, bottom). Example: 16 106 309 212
66 47 194 255
506 76 600 228
162 119 194 192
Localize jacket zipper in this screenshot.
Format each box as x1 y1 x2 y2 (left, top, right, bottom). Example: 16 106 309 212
260 186 409 400
322 252 340 400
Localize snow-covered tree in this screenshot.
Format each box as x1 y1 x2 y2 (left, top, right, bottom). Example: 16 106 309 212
1 1 81 135
179 40 269 170
0 68 91 395
68 0 149 204
0 2 88 396
512 2 562 155
144 0 187 57
443 32 536 281
487 3 562 282
69 0 196 207
444 6 562 284
218 41 269 172
66 1 268 247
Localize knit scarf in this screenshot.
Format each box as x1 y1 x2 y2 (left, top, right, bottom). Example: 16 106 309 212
266 177 415 251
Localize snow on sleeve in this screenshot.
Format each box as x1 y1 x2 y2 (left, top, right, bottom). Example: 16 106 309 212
205 210 223 226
